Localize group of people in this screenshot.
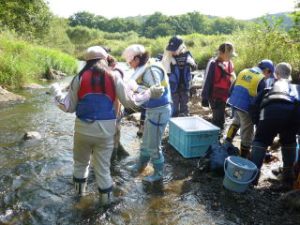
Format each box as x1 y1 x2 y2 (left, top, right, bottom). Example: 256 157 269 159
201 43 300 189
50 36 197 206
50 35 300 207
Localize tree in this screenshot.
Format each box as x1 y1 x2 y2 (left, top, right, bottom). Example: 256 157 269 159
210 17 245 34
69 11 96 28
187 12 209 34
142 12 174 38
289 1 300 41
0 0 52 39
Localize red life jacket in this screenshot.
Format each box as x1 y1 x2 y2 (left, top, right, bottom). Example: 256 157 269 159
76 70 116 121
211 60 234 102
78 70 116 101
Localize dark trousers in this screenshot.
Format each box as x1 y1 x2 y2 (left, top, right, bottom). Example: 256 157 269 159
172 89 189 117
251 119 297 171
209 99 226 130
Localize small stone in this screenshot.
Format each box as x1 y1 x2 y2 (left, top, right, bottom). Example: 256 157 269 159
23 131 41 140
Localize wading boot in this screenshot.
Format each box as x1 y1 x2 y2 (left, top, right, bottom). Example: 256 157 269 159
73 177 87 197
127 154 150 177
225 124 239 143
99 187 114 207
143 163 163 183
240 144 251 159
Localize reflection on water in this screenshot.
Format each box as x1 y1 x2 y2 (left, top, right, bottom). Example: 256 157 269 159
0 77 236 225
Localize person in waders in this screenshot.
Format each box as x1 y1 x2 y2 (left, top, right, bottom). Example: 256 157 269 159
226 59 274 158
50 46 165 206
122 44 172 183
249 62 300 189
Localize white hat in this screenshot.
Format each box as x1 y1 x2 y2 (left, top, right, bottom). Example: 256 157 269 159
122 44 145 63
85 46 108 61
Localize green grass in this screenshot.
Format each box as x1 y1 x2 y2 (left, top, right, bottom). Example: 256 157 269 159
0 32 77 89
2 23 300 89
69 25 300 78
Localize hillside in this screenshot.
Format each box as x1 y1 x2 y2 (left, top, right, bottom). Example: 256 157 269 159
251 12 294 30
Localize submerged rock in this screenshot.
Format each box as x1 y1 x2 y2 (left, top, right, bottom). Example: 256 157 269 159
22 83 45 89
23 131 42 140
45 68 67 80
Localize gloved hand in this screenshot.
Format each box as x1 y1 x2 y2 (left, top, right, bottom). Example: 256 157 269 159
49 83 62 96
201 99 209 107
149 85 164 98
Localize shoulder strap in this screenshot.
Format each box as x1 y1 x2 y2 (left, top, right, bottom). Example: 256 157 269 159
113 68 124 79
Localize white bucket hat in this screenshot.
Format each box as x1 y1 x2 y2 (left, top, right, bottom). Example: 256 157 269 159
85 46 108 61
122 44 145 63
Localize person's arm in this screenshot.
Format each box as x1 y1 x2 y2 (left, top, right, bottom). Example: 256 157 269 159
143 66 162 86
111 69 163 111
50 75 80 113
187 54 197 71
201 60 215 103
249 80 268 124
257 79 266 93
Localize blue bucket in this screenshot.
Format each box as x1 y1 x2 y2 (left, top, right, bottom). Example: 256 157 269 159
223 156 258 193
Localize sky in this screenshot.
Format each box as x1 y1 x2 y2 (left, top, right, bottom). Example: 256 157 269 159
46 0 296 20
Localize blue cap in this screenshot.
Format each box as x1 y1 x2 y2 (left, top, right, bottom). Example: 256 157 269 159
166 36 183 51
258 59 274 75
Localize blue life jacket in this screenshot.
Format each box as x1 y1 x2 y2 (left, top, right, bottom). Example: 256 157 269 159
228 67 264 112
136 60 172 109
169 52 192 93
76 69 116 121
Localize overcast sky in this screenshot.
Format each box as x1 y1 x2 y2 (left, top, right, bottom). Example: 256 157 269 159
46 0 296 20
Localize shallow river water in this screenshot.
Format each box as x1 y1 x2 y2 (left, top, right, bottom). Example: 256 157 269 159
0 77 239 225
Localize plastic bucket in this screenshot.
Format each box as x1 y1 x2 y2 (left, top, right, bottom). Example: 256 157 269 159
223 156 258 193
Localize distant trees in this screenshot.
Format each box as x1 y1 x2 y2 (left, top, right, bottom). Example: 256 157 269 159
289 1 300 41
67 11 247 38
0 0 52 39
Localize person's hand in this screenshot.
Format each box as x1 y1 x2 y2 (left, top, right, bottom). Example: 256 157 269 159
190 63 198 71
49 83 62 96
149 85 164 98
201 99 209 107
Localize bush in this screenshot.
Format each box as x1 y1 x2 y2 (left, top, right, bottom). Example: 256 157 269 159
232 24 300 75
0 32 77 88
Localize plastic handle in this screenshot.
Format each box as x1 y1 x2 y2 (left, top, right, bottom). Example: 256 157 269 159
224 157 258 185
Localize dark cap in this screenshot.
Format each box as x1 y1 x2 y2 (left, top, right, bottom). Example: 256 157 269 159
166 36 183 52
218 42 237 57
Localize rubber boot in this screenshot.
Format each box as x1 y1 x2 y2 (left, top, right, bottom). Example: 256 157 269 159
277 143 297 189
127 154 150 177
99 187 114 207
240 144 251 159
73 177 87 196
142 162 164 183
250 142 267 185
225 124 239 143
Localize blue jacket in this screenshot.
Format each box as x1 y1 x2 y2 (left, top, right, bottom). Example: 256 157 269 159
228 67 265 112
136 60 172 109
169 52 193 93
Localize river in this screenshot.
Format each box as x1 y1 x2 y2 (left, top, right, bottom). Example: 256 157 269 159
0 71 234 225
1 72 299 225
